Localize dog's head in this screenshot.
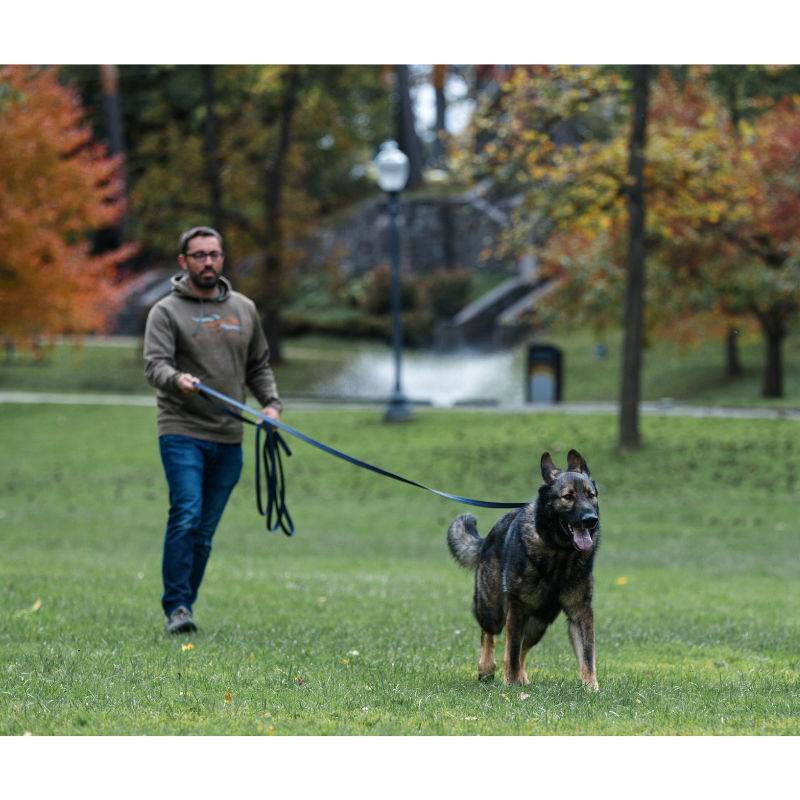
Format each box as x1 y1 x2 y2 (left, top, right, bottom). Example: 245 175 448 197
538 449 600 552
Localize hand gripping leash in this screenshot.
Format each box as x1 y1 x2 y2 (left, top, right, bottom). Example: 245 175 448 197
195 383 528 537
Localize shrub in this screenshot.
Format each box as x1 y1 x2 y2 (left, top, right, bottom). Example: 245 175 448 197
423 268 473 318
360 265 418 315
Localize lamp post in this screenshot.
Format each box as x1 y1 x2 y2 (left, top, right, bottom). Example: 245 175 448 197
375 141 414 422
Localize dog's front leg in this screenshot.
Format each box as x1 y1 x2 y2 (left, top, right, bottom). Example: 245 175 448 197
503 602 527 685
567 610 598 690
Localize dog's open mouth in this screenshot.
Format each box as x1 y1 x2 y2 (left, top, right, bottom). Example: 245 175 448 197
567 524 594 551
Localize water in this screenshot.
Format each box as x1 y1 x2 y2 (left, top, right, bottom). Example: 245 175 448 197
318 349 525 407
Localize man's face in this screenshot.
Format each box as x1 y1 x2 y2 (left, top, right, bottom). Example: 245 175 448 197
179 235 224 290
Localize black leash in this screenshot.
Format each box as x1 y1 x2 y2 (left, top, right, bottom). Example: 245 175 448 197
196 383 528 537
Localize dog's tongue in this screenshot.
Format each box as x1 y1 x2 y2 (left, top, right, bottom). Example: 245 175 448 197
573 528 593 551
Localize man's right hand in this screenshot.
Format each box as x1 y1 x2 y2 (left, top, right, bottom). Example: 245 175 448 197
177 373 200 395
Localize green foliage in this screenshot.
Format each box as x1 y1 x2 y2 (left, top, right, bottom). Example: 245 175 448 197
59 65 394 266
284 266 479 347
2 404 800 734
423 268 473 317
358 265 418 315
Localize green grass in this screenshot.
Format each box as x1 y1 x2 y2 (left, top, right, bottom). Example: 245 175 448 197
539 328 800 406
4 327 800 407
0 336 370 396
2 404 799 734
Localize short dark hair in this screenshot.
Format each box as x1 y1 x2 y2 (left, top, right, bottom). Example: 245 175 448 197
179 226 223 255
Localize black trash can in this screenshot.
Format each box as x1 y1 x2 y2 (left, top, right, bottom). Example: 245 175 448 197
526 344 562 403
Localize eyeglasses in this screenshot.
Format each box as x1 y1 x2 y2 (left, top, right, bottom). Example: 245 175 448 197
187 251 224 262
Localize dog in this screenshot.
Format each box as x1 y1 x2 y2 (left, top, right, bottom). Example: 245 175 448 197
447 449 601 689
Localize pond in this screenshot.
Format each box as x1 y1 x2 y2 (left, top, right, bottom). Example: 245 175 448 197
316 348 526 407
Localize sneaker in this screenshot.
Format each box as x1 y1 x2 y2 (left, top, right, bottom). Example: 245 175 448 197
165 605 197 634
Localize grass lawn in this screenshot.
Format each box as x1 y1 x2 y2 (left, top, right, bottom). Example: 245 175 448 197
1 402 799 735
541 327 800 406
4 327 800 407
0 335 373 397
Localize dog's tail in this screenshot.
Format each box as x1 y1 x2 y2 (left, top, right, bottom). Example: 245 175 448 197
447 513 483 569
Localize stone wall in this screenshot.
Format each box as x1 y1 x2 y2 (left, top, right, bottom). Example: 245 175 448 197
296 194 515 278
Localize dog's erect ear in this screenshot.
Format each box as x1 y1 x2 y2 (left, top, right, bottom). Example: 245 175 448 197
567 449 590 476
541 452 563 485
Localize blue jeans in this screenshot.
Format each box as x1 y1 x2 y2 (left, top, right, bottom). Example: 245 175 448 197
159 435 243 617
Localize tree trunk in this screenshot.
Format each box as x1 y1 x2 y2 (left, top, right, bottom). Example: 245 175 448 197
100 65 127 246
433 64 447 165
760 314 785 398
619 66 650 453
396 65 425 188
764 328 784 397
201 65 233 286
725 327 742 378
262 65 301 364
100 65 125 160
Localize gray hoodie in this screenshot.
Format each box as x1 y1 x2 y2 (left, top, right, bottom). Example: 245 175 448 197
143 273 281 444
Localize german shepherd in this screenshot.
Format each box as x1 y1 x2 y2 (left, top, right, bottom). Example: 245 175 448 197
447 449 600 689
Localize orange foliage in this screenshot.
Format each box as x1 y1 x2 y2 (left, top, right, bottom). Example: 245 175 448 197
0 65 136 341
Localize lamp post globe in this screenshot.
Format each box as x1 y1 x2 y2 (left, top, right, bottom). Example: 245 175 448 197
375 141 413 422
375 140 410 193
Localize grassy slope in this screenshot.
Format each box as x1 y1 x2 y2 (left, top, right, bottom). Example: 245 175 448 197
1 404 799 735
4 327 800 406
541 327 800 406
0 338 355 396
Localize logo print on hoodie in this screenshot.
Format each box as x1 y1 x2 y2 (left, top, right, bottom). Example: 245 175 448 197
191 313 243 335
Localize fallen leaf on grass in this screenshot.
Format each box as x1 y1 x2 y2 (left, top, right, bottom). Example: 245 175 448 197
224 691 232 703
30 600 41 613
636 698 641 704
500 693 510 701
182 643 194 651
250 652 254 661
23 731 32 736
341 659 349 664
520 693 531 700
616 577 628 585
317 596 327 603
268 726 274 735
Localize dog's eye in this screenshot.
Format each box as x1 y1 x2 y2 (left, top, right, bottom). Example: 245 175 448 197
562 494 573 501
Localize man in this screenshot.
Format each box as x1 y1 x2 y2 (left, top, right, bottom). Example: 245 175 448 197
144 226 281 634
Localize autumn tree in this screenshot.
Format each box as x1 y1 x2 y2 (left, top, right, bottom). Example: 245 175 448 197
0 66 134 342
97 65 393 357
462 66 800 401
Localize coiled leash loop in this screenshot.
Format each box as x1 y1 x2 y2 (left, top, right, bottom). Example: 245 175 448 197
255 421 294 536
197 389 295 536
196 382 527 537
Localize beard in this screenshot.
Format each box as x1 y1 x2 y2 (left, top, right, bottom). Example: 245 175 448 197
189 268 221 290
